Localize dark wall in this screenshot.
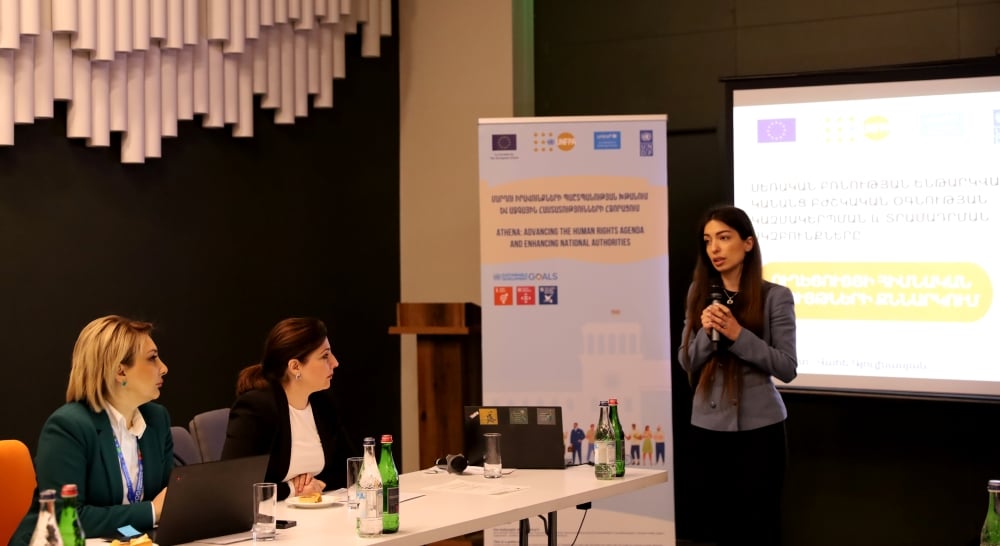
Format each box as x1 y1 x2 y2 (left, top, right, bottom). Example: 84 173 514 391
0 29 401 460
535 2 999 545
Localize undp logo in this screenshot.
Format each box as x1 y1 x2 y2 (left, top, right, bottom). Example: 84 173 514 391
557 132 575 151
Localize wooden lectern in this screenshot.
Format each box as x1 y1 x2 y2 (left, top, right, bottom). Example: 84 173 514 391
389 302 482 469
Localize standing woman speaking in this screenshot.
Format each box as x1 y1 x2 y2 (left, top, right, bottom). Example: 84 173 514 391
678 205 798 546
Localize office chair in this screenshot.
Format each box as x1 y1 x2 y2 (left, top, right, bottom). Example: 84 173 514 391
0 440 37 545
189 408 230 462
171 426 203 466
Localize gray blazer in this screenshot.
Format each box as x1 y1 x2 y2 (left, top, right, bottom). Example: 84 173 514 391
678 281 798 431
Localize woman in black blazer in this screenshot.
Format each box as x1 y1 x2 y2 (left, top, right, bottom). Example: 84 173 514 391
221 317 350 500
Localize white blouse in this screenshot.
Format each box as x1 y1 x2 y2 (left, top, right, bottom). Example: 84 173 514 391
284 403 325 483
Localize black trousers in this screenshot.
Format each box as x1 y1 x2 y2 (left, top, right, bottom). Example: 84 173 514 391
688 421 787 546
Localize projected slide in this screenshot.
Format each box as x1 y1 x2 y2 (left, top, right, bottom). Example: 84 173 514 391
733 74 1000 398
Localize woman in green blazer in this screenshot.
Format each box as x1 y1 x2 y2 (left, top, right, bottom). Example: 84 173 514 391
11 316 173 545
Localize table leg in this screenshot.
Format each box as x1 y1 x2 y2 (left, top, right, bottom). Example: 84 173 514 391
518 518 530 545
547 511 557 546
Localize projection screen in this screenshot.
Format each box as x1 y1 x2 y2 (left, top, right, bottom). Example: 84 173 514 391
728 58 1000 400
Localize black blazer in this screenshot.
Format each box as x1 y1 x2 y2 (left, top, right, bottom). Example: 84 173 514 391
221 383 350 500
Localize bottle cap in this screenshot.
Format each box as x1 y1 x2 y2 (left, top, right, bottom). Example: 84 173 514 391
599 400 608 406
609 398 618 405
363 437 375 446
38 489 57 501
989 479 1000 492
381 434 393 443
60 484 79 497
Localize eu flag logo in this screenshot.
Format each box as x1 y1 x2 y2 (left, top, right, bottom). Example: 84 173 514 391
757 119 796 143
492 134 517 151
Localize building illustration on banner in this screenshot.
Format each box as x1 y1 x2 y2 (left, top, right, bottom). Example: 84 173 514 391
488 319 671 469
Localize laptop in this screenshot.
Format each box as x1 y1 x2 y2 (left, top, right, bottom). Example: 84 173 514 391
154 454 269 546
463 405 566 469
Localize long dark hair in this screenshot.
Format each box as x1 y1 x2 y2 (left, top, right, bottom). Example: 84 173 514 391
683 205 766 403
236 317 329 395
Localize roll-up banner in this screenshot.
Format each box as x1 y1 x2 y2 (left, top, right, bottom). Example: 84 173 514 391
478 115 675 545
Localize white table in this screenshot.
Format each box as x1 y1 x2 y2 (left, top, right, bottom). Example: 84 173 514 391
245 465 667 546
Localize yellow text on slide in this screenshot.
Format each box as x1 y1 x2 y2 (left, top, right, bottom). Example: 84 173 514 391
765 262 992 322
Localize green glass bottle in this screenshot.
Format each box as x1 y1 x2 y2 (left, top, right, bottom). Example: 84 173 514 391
57 484 85 546
982 480 1000 546
379 434 400 534
594 401 615 480
608 398 626 477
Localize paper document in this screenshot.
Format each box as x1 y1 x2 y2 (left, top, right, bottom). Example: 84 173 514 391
421 479 526 495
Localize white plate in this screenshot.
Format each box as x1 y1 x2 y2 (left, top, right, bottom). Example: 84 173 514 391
287 494 340 508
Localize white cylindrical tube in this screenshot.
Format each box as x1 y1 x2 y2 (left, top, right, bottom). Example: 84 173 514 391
182 0 198 44
13 37 33 124
176 44 192 119
72 0 96 50
233 38 252 137
133 0 150 50
115 0 133 52
87 60 110 146
274 22 292 123
252 26 267 94
94 0 115 60
33 0 54 118
294 0 313 30
305 26 318 94
356 0 366 21
21 0 40 35
67 50 92 138
193 37 207 113
223 53 237 123
52 0 78 33
260 0 273 26
292 29 305 117
0 51 13 145
144 43 161 157
332 22 343 78
360 0 377 57
342 11 356 34
122 50 145 163
246 0 260 39
151 0 167 40
109 52 127 131
166 0 183 48
223 0 244 54
207 0 229 41
204 41 223 127
288 0 299 22
0 0 20 49
340 0 349 14
314 23 331 108
380 0 389 35
314 0 324 19
160 47 177 135
274 0 287 24
261 24 279 108
53 34 73 99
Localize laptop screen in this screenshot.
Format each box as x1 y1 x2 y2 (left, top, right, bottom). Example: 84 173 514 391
462 406 566 470
155 454 269 546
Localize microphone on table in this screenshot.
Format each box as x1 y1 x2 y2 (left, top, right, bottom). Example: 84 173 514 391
708 283 725 351
435 453 468 474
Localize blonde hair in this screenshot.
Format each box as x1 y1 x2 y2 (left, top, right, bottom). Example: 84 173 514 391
66 315 154 412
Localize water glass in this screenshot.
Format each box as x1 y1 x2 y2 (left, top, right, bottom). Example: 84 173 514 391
252 482 277 541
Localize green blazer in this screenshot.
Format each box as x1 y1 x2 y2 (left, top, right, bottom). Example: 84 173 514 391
11 401 173 545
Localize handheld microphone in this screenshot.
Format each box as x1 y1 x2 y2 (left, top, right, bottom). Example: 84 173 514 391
435 453 468 474
708 283 725 347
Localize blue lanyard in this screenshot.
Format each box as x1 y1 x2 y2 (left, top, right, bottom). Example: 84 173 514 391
112 436 144 504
